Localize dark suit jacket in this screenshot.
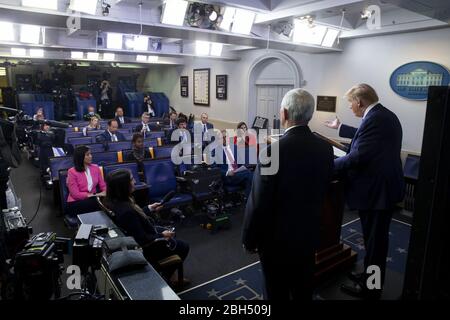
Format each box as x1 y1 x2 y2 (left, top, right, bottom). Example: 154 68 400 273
134 123 151 134
115 116 131 128
242 126 333 255
142 103 156 117
335 103 405 210
95 130 126 143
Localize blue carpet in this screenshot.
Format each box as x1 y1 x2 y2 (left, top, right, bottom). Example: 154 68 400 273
341 218 411 274
179 218 411 300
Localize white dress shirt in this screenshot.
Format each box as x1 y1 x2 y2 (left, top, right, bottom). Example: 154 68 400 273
85 166 93 192
142 122 150 132
147 105 155 117
180 130 188 142
108 130 118 142
224 144 238 176
363 102 377 119
338 102 378 135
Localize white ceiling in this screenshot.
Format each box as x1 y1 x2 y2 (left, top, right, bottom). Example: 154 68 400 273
0 0 448 64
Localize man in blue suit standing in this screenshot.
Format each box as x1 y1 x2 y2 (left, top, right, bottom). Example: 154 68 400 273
325 83 405 299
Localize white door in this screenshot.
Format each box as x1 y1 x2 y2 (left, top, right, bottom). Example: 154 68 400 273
256 85 293 128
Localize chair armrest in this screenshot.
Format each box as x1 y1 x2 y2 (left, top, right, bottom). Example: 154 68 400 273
176 177 187 183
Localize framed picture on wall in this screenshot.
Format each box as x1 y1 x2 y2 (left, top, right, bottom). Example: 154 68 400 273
216 75 227 100
180 76 188 97
193 68 210 106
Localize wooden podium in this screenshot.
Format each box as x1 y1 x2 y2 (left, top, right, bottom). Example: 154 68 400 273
313 133 358 282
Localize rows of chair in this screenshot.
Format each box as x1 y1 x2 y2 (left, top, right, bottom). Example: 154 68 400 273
52 134 257 228
49 145 175 182
65 131 165 145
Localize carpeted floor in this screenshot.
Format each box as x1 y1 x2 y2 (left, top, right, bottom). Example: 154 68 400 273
178 218 411 300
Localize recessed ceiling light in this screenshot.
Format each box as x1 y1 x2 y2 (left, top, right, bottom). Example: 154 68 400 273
103 53 115 61
0 22 14 41
161 0 189 26
22 0 57 10
71 51 84 59
87 52 99 60
136 55 147 62
11 48 26 56
147 55 159 63
29 48 44 57
20 25 41 44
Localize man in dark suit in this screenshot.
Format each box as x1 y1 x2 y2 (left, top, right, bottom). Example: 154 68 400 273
243 89 333 300
168 111 178 130
324 83 405 299
171 117 194 157
114 107 131 128
194 113 214 149
134 112 151 138
96 119 126 143
142 95 156 117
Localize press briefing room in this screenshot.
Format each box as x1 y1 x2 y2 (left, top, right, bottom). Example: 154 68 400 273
0 0 449 307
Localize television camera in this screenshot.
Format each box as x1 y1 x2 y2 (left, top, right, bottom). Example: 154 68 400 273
0 207 70 300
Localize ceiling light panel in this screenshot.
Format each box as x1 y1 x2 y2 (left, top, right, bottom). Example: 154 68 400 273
161 0 189 26
87 52 100 60
11 48 26 56
196 40 210 55
107 33 123 49
322 28 339 47
69 0 98 15
103 53 115 61
22 0 57 10
29 48 44 57
20 25 41 44
71 51 84 59
0 22 14 41
231 9 255 34
210 43 223 56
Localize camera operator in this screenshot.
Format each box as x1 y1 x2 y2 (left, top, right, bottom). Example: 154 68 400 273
0 116 21 210
99 80 112 118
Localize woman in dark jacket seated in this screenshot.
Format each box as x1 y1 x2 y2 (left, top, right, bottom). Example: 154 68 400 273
102 169 190 283
126 133 151 174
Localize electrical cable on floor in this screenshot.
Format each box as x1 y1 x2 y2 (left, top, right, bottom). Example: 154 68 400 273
27 178 42 225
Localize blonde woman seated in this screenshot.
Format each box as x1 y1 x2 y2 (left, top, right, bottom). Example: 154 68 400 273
82 116 101 136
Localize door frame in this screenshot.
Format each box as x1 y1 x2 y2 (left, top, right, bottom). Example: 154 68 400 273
245 51 304 125
255 84 294 129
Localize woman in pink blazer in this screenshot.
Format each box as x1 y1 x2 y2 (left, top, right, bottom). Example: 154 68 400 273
66 145 106 218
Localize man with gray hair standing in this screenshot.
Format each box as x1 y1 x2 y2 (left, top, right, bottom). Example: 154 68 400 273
324 83 404 299
243 88 333 300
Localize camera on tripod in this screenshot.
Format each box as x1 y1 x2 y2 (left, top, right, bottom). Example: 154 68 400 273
0 207 70 300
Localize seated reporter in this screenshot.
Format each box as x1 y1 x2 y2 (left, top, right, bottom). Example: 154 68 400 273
115 106 131 128
101 169 190 283
96 119 126 143
234 121 257 146
134 112 152 138
82 115 101 136
220 130 253 198
126 133 151 174
83 105 101 121
66 145 106 217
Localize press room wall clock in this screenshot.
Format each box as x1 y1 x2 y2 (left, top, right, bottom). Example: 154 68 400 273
390 61 450 101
